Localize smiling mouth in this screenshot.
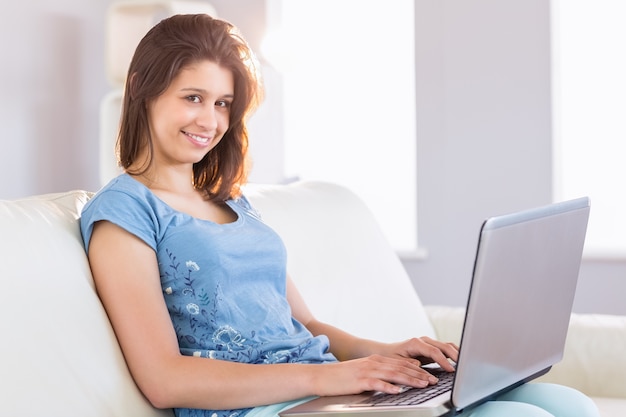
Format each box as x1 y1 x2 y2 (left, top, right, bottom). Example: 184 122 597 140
183 131 210 144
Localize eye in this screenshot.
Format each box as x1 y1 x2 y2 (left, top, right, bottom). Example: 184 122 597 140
216 99 232 109
186 95 202 104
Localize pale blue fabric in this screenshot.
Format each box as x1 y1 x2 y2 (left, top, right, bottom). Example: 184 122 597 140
80 174 336 417
245 397 316 417
478 382 600 417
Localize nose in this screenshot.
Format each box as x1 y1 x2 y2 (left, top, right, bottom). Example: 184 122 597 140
196 105 219 131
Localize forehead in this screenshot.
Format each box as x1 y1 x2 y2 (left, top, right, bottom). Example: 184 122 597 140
169 60 234 93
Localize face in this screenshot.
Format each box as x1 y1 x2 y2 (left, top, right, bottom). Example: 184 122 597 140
146 60 234 169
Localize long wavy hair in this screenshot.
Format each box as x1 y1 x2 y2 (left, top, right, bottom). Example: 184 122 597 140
117 14 263 200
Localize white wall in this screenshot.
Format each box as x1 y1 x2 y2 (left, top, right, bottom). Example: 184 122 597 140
405 0 626 315
406 0 552 307
1 0 624 315
0 0 267 198
0 0 109 198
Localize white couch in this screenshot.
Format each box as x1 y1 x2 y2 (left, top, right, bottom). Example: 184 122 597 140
1 181 624 416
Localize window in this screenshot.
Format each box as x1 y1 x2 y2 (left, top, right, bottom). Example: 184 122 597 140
552 0 626 258
261 0 419 255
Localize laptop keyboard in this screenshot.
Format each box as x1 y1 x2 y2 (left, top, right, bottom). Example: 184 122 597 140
351 368 455 407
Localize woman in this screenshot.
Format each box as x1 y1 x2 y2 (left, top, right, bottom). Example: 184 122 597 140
80 14 598 417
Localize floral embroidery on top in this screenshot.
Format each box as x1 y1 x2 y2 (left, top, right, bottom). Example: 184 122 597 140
186 260 200 271
161 249 220 347
160 247 323 417
160 248 317 362
213 325 246 350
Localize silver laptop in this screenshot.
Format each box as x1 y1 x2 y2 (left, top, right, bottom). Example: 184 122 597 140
280 197 590 417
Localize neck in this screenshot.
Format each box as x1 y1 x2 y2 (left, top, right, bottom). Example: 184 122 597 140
130 165 197 195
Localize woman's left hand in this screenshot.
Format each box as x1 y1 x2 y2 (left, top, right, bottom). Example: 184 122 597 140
381 337 459 372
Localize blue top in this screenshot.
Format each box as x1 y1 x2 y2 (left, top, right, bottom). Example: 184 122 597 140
80 174 336 417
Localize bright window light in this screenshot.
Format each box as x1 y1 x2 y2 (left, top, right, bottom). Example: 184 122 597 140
262 0 419 255
552 0 626 258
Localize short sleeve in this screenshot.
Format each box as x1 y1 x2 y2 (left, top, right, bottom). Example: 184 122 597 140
80 182 160 253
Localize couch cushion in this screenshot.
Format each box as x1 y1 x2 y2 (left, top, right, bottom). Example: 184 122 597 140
0 191 170 417
593 397 626 417
244 181 436 342
541 312 626 399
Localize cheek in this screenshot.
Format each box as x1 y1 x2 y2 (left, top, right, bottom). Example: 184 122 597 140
217 112 231 133
148 102 185 134
173 106 197 123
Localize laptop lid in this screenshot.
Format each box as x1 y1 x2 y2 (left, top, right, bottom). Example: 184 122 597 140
451 196 590 411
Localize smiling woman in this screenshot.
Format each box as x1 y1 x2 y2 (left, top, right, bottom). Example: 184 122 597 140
80 13 465 417
142 61 234 166
115 14 262 202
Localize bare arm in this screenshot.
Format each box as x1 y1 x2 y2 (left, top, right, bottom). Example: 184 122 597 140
286 276 458 371
88 221 320 409
88 222 449 411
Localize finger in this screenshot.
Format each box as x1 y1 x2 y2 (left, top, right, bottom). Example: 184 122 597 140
422 337 459 358
432 341 459 365
392 357 442 386
403 365 443 387
410 337 458 371
370 355 438 387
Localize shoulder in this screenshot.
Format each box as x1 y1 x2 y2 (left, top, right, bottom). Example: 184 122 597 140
230 192 262 220
86 173 148 203
80 174 161 251
84 174 165 216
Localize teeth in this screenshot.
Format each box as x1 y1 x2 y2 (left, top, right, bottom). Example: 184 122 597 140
185 132 209 143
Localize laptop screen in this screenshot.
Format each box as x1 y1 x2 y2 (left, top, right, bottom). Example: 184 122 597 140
451 197 590 410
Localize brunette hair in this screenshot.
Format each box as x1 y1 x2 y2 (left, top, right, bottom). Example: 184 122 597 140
117 14 262 200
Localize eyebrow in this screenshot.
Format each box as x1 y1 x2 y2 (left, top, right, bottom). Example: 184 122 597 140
180 87 234 99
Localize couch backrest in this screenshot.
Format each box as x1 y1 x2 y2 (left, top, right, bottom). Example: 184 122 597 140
0 191 170 417
0 182 435 416
244 181 435 342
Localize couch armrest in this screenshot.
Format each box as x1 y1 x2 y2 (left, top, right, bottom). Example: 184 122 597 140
424 305 465 345
424 306 626 399
539 312 626 399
